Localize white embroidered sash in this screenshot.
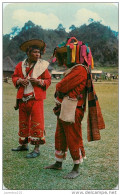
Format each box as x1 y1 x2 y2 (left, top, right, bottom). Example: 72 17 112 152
22 59 49 95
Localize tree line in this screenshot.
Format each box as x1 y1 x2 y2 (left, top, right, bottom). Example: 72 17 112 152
3 20 118 67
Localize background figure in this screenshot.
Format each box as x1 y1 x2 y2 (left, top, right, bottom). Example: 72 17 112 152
12 39 51 158
45 37 105 179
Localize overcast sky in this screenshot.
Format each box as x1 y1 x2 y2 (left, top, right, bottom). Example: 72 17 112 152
3 1 118 35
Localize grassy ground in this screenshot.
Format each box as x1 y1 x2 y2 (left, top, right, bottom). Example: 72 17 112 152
3 80 118 190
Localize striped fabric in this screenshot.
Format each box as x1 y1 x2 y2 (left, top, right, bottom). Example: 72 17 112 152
87 70 105 142
66 43 94 68
76 44 80 64
71 45 76 63
67 45 71 65
55 37 94 69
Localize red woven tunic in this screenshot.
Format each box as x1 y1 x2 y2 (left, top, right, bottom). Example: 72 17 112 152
55 65 88 163
54 64 105 163
12 60 51 145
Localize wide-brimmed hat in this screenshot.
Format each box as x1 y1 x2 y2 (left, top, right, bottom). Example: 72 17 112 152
20 39 46 53
55 46 67 54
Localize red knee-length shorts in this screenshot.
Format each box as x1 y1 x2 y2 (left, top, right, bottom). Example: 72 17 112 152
18 99 45 145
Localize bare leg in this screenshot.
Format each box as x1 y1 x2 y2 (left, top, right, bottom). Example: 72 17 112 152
63 164 80 179
44 161 62 170
34 144 40 153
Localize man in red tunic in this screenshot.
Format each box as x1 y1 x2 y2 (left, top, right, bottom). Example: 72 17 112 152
12 39 51 158
45 37 105 179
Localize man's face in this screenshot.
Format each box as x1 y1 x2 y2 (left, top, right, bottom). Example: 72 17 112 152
28 49 40 62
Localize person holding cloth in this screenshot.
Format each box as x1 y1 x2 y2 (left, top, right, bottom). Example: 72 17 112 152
12 39 51 158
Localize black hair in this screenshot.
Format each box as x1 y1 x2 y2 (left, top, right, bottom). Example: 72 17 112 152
26 45 41 55
56 51 76 68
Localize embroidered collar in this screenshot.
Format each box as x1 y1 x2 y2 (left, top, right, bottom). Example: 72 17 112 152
63 64 87 77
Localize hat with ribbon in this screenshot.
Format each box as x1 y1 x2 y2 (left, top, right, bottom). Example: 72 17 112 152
52 37 94 69
20 39 46 54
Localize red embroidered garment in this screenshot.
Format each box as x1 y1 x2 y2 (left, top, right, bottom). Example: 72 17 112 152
55 65 87 160
12 60 51 145
56 64 105 142
12 61 51 100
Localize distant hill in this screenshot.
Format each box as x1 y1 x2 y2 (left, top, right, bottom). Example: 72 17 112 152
3 20 118 67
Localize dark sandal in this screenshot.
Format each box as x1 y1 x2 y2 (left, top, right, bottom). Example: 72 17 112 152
12 145 29 151
25 151 40 158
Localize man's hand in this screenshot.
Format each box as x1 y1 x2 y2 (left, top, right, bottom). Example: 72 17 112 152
17 78 29 87
29 78 40 85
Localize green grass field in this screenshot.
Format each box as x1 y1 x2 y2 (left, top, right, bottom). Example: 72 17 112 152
3 80 118 190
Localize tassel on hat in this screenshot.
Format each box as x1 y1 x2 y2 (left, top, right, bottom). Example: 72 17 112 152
49 37 94 68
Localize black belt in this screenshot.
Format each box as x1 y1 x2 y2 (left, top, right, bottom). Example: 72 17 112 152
21 95 35 103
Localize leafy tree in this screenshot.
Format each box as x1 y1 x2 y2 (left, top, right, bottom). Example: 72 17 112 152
3 34 11 58
56 24 66 31
88 18 94 24
69 25 76 31
10 26 21 38
22 20 35 31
